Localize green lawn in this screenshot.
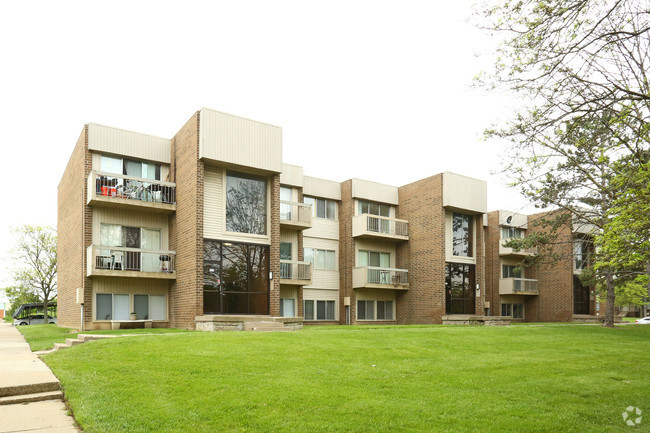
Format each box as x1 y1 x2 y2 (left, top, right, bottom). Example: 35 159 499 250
40 325 649 433
17 324 189 351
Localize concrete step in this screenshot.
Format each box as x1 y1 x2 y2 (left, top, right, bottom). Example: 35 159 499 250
77 334 118 342
0 381 60 398
66 338 83 346
0 390 63 406
53 342 71 350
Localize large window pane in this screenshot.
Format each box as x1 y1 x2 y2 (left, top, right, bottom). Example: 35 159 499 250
226 172 267 235
316 250 326 269
100 224 122 247
280 242 292 260
124 159 142 178
101 156 122 175
326 301 335 320
150 295 165 320
304 248 314 266
304 300 314 320
326 200 336 220
221 243 248 292
316 199 326 218
452 213 473 257
358 250 368 267
97 294 112 320
134 295 148 320
114 294 130 320
325 250 336 270
316 301 326 320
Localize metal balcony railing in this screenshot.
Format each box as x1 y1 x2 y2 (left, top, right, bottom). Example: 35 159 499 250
88 245 176 275
89 170 176 204
352 214 409 239
352 266 409 289
280 260 312 281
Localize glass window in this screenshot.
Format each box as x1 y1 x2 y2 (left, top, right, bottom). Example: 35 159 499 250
501 303 512 317
502 265 521 279
203 240 269 315
501 227 524 239
305 196 336 220
96 294 112 320
304 248 314 266
304 300 314 320
357 300 375 320
359 250 368 267
452 213 473 257
377 301 394 320
101 156 123 175
358 250 389 268
100 224 122 247
150 295 165 320
513 304 524 319
358 200 391 217
445 263 476 314
134 295 148 320
325 250 336 270
280 243 292 261
226 172 267 235
114 294 130 320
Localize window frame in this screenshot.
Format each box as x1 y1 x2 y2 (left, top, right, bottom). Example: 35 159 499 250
452 212 474 257
304 248 337 270
304 196 337 220
303 299 336 321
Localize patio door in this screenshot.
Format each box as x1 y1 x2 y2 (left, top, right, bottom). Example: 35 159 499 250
445 263 476 314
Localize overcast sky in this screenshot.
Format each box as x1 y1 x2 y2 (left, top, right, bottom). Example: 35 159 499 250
0 0 534 300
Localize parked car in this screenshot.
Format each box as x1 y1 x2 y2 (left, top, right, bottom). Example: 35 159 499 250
13 314 57 326
634 316 650 324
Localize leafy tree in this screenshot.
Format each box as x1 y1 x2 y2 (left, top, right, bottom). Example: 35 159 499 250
475 0 650 326
1 225 57 320
1 286 40 318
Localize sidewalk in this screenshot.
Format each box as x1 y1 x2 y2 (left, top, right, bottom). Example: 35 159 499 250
0 322 80 432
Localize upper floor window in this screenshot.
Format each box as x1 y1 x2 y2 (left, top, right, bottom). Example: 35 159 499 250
101 155 161 181
501 227 524 239
358 250 390 268
304 248 336 270
304 196 336 220
226 171 267 235
452 212 473 257
502 265 521 279
574 239 591 270
358 200 390 218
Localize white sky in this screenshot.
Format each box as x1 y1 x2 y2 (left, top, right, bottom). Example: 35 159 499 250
0 0 533 300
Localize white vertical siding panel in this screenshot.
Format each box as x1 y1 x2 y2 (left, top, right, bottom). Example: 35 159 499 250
303 288 339 301
88 124 171 164
203 166 224 239
303 219 339 240
351 179 399 204
199 109 282 173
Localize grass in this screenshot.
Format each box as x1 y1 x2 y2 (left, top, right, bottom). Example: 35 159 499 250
16 324 189 351
41 325 650 433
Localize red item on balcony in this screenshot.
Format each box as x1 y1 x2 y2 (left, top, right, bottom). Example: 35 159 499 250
101 186 109 196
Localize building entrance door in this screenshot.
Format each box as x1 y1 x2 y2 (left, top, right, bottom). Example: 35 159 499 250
445 263 476 315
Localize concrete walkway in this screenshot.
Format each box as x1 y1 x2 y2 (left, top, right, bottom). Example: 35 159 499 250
0 322 80 432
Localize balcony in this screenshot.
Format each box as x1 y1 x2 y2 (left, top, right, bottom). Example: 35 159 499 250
353 267 409 290
279 201 312 230
352 215 409 242
279 260 312 285
499 278 539 295
87 170 176 214
87 245 176 279
499 239 537 257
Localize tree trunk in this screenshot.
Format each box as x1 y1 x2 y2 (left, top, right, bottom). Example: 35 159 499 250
645 261 650 317
603 270 616 327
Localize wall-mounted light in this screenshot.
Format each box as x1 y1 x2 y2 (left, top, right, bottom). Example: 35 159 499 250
269 271 273 280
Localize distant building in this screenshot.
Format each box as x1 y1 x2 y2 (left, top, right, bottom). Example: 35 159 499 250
57 108 602 331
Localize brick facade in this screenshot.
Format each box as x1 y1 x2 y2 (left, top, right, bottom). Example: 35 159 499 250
169 112 204 329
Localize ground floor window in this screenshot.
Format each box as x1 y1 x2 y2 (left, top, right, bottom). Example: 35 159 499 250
203 239 270 315
573 275 590 315
445 263 476 314
357 300 394 321
304 300 335 321
280 298 296 317
501 303 524 319
96 293 165 320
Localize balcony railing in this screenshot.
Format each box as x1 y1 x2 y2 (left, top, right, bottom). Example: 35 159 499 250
499 277 538 295
352 214 409 241
279 260 312 283
87 245 176 278
88 170 176 207
279 201 312 229
499 239 537 256
353 266 409 289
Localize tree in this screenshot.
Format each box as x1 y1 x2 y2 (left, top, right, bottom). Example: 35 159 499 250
1 225 57 320
475 0 650 326
1 286 40 318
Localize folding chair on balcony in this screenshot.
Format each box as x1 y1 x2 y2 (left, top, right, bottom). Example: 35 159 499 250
111 251 124 271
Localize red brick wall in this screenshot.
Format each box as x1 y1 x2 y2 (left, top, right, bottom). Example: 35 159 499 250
338 180 355 324
57 126 89 329
169 112 204 329
529 210 574 322
270 174 281 316
396 174 446 324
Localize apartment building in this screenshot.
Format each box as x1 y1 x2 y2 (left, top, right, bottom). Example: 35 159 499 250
58 108 598 330
484 210 599 322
